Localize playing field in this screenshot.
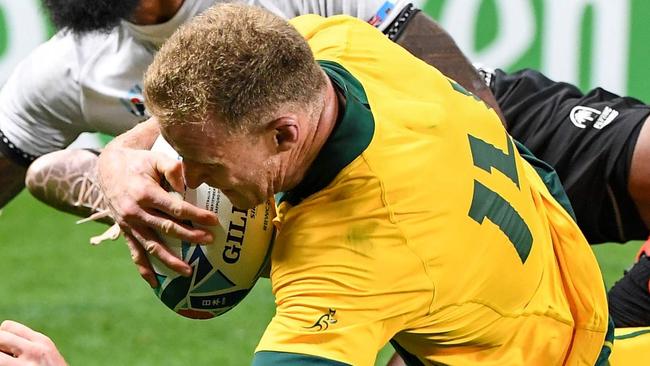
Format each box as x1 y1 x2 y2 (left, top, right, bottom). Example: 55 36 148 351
0 191 643 365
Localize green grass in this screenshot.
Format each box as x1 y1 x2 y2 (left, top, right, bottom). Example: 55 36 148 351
0 192 642 365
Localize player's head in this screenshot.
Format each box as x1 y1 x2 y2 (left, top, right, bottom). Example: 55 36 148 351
145 3 325 133
42 0 141 33
145 4 327 209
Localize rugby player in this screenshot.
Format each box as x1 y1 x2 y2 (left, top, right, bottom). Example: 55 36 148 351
139 4 615 363
1 3 644 366
1 0 648 330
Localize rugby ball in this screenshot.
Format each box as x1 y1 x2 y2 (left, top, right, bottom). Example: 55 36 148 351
148 135 275 319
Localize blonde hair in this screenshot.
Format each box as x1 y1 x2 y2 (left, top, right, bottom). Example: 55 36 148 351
144 3 326 131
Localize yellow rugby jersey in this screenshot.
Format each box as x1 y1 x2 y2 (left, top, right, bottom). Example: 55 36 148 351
254 15 609 366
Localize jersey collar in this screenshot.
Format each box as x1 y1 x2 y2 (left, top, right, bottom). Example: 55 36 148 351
281 60 375 206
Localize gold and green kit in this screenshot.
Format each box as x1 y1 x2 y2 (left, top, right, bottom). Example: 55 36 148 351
254 15 610 366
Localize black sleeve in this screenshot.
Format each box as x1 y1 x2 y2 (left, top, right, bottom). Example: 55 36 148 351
488 68 650 243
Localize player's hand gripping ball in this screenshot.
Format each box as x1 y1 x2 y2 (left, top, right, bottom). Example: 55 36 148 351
149 136 275 319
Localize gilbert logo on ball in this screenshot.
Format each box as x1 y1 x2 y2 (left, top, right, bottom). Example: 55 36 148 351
149 136 275 319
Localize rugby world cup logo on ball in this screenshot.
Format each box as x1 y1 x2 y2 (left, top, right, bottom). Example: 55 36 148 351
149 136 275 319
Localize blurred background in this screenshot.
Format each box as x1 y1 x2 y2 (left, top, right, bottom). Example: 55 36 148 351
0 0 648 364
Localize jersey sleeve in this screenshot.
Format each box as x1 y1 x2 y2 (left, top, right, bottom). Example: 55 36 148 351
0 33 86 165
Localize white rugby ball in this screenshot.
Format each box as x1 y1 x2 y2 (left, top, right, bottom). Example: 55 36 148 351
148 136 275 319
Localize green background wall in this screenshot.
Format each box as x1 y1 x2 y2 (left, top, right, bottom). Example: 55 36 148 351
421 0 649 101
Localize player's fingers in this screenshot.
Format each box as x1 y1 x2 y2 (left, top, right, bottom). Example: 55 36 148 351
113 163 217 228
124 232 158 288
140 209 213 244
0 351 20 366
0 330 28 358
129 226 192 277
116 188 213 243
0 321 42 343
139 161 218 227
147 191 218 227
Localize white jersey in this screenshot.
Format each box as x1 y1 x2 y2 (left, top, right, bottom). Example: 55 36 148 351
0 0 420 162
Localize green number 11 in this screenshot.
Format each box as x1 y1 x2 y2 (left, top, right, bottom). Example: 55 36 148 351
467 133 533 264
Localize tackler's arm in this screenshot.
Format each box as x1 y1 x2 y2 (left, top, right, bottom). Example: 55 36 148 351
387 6 506 125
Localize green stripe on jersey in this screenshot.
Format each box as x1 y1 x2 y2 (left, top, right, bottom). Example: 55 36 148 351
253 351 351 366
513 139 577 220
614 328 650 341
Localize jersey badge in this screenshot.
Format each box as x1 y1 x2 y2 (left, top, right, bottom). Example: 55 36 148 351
569 105 619 129
368 1 396 27
304 308 337 331
120 84 147 117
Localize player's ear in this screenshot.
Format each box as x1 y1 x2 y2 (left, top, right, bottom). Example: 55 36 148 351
268 117 299 153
